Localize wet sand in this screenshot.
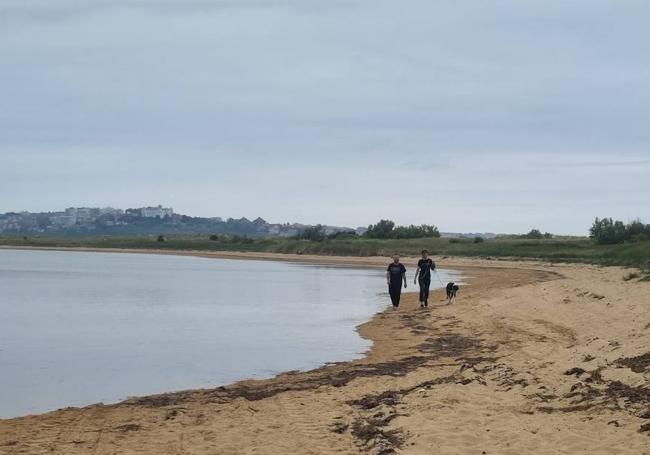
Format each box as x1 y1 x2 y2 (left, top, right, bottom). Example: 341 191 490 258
1 252 650 454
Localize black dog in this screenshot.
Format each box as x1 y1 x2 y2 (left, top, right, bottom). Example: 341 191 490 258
446 282 459 304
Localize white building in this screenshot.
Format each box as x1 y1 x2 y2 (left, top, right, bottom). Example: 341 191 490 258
141 205 173 218
99 207 123 216
51 215 77 227
75 207 98 222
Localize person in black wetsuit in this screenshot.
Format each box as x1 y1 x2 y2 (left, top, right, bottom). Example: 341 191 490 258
414 250 436 308
386 255 407 308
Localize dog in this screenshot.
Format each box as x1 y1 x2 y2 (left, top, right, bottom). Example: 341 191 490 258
446 282 459 304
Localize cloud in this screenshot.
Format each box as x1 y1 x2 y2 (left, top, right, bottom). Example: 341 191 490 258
0 0 350 24
1 1 649 233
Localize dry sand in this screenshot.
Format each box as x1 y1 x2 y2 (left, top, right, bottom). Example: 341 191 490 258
1 251 650 454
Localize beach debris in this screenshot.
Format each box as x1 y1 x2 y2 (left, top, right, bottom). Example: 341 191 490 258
616 352 650 373
417 333 483 357
564 367 586 377
350 416 403 455
328 421 349 434
164 409 186 420
126 392 190 408
350 391 401 410
539 363 650 418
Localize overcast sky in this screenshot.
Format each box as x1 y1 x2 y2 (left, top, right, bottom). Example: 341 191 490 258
1 0 649 234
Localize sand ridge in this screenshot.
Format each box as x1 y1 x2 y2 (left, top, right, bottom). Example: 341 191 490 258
1 253 649 454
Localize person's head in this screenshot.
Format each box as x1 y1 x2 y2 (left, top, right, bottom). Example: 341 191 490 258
392 255 400 264
421 249 429 259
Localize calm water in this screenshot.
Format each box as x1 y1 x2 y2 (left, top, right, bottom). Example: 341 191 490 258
0 249 460 418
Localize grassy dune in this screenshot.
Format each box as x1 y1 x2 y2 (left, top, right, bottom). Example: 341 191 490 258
2 235 649 269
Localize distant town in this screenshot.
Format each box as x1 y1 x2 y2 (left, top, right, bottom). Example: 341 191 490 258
0 206 362 237
0 206 505 239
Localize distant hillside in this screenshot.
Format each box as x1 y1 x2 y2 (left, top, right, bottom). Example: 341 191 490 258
0 206 354 237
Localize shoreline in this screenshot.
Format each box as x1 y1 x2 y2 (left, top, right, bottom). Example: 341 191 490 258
0 246 466 422
0 245 396 269
0 247 418 419
0 243 550 270
2 251 649 453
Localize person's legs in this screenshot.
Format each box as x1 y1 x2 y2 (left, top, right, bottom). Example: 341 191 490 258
418 279 426 306
389 283 401 307
390 283 402 308
422 277 431 306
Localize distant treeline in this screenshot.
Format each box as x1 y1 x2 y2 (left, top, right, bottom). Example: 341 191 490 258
590 218 650 245
496 229 553 240
293 219 440 242
5 233 650 271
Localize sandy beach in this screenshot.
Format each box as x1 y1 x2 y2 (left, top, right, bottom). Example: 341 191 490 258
1 252 649 454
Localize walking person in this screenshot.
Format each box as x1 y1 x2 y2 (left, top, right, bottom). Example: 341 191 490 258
414 250 436 308
386 255 407 308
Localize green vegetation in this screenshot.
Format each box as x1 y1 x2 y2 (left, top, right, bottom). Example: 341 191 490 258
208 234 254 244
291 220 440 242
293 225 327 242
6 217 648 270
3 234 650 269
590 218 650 244
524 229 552 240
364 220 440 239
495 229 552 240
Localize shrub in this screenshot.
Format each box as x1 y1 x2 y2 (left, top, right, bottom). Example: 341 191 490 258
526 229 544 239
364 219 440 239
295 225 326 242
364 220 395 239
473 236 484 243
590 217 650 245
328 230 357 240
392 224 440 239
231 235 254 244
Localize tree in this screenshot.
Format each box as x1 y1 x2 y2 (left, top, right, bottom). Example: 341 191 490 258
525 229 543 239
589 218 627 244
391 224 440 239
364 220 395 239
364 220 440 239
590 217 649 244
327 230 357 240
296 225 326 242
627 219 650 241
157 235 165 242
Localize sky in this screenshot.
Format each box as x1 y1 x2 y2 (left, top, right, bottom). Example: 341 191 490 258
1 0 649 234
